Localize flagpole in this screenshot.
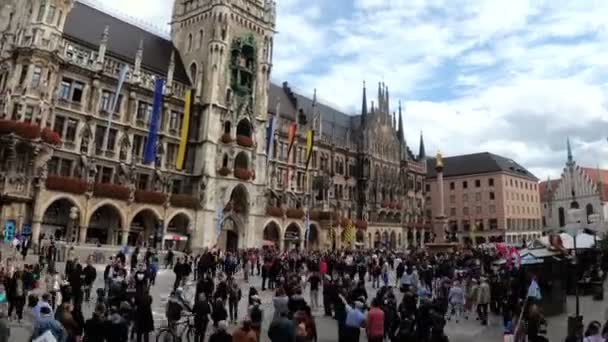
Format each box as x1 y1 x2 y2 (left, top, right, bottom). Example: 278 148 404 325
102 65 129 153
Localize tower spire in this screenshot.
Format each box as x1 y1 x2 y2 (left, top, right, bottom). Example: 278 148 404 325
377 82 383 114
418 131 426 159
385 85 390 115
567 137 574 165
361 81 367 127
398 101 404 143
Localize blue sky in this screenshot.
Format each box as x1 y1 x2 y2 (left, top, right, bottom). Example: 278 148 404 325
96 0 608 180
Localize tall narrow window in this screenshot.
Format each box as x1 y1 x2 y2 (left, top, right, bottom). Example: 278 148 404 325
37 2 46 22
31 66 42 88
187 33 193 52
46 5 56 24
198 29 204 48
189 63 197 85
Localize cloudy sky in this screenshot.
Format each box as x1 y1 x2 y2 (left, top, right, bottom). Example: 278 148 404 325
96 0 608 180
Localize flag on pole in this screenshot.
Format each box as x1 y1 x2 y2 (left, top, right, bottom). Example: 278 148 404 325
342 220 355 244
286 122 297 161
266 116 277 162
143 78 164 164
305 130 314 172
176 90 192 170
284 122 297 188
102 65 129 151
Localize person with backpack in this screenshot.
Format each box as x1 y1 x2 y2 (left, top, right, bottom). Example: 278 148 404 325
166 288 191 331
249 295 263 341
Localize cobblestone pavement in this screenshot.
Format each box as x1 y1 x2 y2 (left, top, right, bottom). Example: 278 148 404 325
7 258 608 341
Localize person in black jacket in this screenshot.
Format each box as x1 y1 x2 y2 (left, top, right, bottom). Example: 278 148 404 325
83 260 97 302
211 298 228 328
134 292 154 342
209 321 231 342
193 293 212 342
83 303 107 342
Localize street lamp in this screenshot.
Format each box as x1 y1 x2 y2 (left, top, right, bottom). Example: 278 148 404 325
565 207 584 340
68 206 79 244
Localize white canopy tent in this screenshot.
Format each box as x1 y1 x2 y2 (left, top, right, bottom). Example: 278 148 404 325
538 232 600 250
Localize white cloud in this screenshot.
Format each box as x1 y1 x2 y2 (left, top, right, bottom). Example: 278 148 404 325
95 0 608 180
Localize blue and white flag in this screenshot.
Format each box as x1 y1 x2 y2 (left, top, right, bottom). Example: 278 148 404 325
143 78 164 164
266 116 277 160
527 279 542 300
215 207 224 241
102 65 129 151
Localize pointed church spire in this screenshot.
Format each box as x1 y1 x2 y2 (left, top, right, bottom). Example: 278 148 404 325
378 82 383 113
547 175 553 191
392 112 396 130
398 101 404 143
385 85 390 115
371 100 375 114
418 131 426 159
361 81 367 127
567 137 574 166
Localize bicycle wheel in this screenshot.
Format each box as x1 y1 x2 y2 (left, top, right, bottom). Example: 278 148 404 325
184 326 196 342
156 328 177 342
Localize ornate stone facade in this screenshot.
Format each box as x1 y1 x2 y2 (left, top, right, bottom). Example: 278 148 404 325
540 139 608 234
0 0 427 251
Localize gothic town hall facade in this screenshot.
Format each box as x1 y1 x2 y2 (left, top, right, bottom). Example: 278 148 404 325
0 0 427 252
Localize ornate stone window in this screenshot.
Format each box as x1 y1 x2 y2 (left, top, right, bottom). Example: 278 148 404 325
230 35 256 96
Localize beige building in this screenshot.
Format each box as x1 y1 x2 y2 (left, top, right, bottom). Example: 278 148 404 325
0 0 427 251
426 152 542 244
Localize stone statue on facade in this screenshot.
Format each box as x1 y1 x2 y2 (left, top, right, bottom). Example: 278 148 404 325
199 174 209 205
117 162 130 186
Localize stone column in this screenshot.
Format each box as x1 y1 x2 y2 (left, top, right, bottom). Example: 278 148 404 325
121 230 129 246
31 220 42 248
79 226 88 244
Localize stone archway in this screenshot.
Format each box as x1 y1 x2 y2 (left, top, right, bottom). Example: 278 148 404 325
88 204 123 245
356 229 365 246
263 221 281 248
307 224 320 250
284 223 301 252
374 231 381 249
166 213 191 251
129 209 160 247
220 184 249 251
41 198 79 242
390 231 397 250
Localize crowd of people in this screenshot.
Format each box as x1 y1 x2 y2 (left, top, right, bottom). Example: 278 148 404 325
0 239 605 342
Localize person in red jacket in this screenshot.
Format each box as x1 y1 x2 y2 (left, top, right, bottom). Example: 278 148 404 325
365 298 385 342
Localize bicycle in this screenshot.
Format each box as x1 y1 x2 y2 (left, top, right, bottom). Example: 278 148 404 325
156 314 196 342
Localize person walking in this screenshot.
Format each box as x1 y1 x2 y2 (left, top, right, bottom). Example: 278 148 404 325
7 269 25 323
447 280 466 323
365 299 384 342
83 304 107 342
268 311 295 342
134 291 154 342
308 272 321 311
32 306 66 342
209 321 232 342
232 318 257 342
83 260 96 303
477 277 491 326
228 278 242 324
193 293 212 342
